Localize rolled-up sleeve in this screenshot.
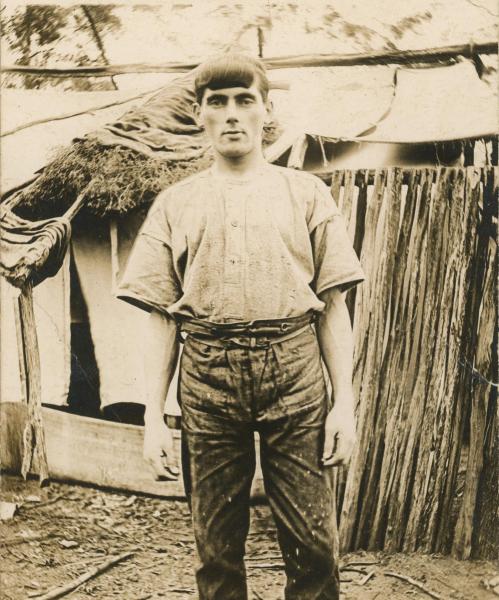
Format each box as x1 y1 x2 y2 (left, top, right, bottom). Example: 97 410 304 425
309 179 365 295
116 191 181 314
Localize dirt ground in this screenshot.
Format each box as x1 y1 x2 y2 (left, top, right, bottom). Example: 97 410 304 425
1 475 497 600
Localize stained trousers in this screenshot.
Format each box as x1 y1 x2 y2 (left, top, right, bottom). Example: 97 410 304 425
179 325 340 600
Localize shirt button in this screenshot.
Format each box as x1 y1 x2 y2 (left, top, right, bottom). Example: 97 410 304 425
231 220 238 227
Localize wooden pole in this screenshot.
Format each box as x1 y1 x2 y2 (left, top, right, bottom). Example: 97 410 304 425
12 298 28 404
1 87 161 138
286 134 308 169
1 176 40 202
2 41 497 77
16 284 49 482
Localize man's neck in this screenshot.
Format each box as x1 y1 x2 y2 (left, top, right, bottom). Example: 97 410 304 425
211 152 267 180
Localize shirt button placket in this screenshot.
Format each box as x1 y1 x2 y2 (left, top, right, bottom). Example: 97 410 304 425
223 193 244 320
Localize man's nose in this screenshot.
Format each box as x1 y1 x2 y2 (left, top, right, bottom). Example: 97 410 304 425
225 99 239 122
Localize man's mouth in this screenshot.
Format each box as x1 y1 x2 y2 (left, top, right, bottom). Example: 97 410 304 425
223 130 244 135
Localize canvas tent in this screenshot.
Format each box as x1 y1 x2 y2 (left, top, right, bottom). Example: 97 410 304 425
2 87 164 416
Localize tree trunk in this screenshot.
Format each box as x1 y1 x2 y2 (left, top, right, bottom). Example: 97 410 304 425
80 5 118 90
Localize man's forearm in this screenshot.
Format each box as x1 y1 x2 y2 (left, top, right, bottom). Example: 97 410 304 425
316 288 355 407
143 309 179 423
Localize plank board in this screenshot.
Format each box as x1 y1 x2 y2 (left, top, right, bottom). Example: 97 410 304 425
0 403 265 499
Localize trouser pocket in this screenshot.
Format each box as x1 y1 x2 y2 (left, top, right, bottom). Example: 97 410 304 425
270 326 328 416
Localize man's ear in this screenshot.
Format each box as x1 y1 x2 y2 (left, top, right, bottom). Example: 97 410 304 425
264 99 274 125
192 101 202 124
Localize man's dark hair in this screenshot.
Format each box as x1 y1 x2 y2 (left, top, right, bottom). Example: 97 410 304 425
194 54 269 104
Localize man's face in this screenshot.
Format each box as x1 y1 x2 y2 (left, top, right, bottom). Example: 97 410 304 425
195 83 271 159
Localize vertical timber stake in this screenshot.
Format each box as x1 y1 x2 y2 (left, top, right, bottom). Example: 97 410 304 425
5 189 88 485
16 283 49 483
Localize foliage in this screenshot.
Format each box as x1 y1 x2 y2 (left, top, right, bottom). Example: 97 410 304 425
1 5 122 90
390 12 433 39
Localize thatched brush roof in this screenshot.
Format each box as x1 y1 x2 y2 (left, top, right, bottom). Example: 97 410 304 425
14 72 281 220
17 138 214 220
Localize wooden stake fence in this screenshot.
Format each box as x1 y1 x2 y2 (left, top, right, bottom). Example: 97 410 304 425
334 166 497 559
452 168 497 559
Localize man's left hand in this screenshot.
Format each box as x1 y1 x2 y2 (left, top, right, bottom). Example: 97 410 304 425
322 395 357 467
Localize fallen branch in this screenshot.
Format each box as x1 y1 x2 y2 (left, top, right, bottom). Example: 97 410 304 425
246 561 284 569
2 532 58 546
341 566 368 575
342 560 380 567
385 572 443 599
21 494 66 510
245 553 282 561
359 571 375 586
64 556 116 570
434 576 460 592
33 549 137 600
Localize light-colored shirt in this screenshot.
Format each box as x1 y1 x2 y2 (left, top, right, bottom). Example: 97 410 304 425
116 164 365 323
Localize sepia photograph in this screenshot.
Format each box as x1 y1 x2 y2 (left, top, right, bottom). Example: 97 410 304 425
0 1 497 598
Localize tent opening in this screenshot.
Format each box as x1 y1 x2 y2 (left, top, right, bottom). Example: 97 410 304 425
101 401 146 426
66 240 146 426
67 247 101 418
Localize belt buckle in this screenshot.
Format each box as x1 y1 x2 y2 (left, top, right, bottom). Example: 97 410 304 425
250 336 269 349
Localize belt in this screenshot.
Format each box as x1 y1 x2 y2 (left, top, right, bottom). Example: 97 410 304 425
179 312 316 348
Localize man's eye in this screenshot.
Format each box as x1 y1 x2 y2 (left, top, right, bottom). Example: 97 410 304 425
240 98 254 105
208 98 223 106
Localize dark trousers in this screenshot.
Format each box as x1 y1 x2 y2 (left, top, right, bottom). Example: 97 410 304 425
179 325 340 600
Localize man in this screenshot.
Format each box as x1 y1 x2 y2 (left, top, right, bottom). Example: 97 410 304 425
117 54 365 600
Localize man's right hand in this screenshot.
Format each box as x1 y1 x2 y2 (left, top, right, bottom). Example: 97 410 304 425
143 417 179 481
